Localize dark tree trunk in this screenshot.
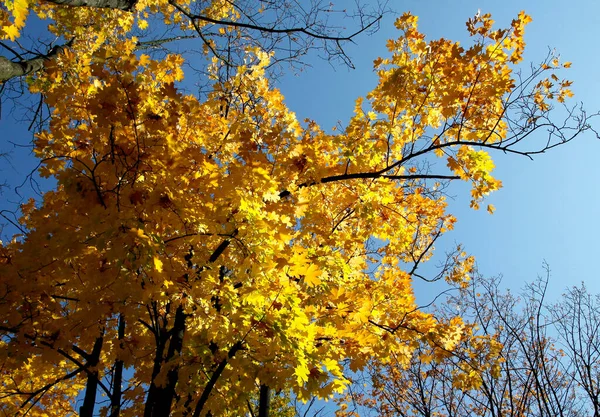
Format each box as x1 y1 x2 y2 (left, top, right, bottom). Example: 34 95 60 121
110 315 126 417
144 302 169 417
79 336 104 417
258 384 270 417
152 305 186 417
193 341 243 417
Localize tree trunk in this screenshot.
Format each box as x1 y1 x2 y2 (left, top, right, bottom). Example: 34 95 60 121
110 315 126 417
44 0 136 11
79 336 104 417
152 305 186 417
193 341 243 417
144 302 168 417
258 385 270 417
0 42 70 82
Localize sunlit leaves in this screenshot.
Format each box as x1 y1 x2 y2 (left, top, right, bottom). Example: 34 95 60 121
0 5 581 416
1 0 30 40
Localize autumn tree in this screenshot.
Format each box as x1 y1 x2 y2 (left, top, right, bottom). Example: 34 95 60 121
0 0 385 132
346 270 600 417
0 2 595 416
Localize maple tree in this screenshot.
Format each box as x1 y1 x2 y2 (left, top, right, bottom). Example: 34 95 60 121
344 271 600 417
0 0 384 133
0 1 595 416
0 0 384 97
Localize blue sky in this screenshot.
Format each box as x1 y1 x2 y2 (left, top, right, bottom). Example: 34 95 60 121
276 1 600 303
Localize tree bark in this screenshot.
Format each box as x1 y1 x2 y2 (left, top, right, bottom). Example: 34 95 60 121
0 43 70 83
144 302 168 417
44 0 137 11
258 385 270 417
79 336 104 417
152 305 186 417
192 341 243 417
110 315 126 417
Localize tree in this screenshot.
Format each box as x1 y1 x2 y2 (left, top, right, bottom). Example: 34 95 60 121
1 0 385 77
0 0 385 131
0 4 594 416
552 284 600 416
346 269 600 417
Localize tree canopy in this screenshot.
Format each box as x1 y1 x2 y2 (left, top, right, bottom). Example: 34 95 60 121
0 1 594 416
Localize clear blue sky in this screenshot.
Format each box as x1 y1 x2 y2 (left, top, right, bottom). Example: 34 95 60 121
276 0 600 303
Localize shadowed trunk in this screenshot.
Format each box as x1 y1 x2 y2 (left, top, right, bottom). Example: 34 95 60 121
258 384 270 417
193 341 243 417
152 305 186 417
110 315 126 417
79 336 104 417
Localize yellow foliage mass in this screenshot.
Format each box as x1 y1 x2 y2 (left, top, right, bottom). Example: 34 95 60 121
0 4 577 415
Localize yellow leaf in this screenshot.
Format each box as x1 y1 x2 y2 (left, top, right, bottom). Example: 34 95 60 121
295 362 309 384
153 256 163 272
139 54 151 66
2 25 20 41
303 263 322 287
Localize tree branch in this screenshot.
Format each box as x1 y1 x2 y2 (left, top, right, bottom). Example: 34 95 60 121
279 174 459 199
43 0 137 11
0 41 71 83
168 0 382 43
192 341 243 417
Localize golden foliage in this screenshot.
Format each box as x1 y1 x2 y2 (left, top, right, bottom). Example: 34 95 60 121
0 3 581 415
